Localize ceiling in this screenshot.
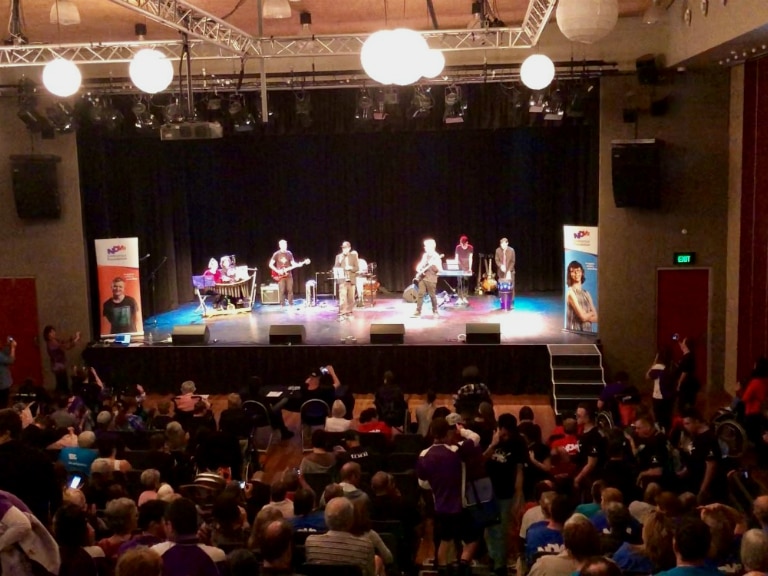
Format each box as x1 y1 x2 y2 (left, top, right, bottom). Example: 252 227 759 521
15 0 650 45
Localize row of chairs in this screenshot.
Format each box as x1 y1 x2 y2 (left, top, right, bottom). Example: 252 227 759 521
301 470 421 508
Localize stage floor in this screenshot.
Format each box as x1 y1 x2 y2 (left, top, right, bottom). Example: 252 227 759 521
143 291 597 346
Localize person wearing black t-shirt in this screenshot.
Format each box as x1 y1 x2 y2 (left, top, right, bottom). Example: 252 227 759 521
679 410 723 504
631 415 670 489
520 422 552 502
484 413 527 576
574 403 607 492
675 337 700 413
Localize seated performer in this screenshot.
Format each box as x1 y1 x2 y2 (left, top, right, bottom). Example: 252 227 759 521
203 258 228 310
412 238 443 318
219 255 236 280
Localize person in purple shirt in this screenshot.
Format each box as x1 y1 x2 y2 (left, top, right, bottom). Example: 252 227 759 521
0 489 61 576
416 416 481 576
150 498 226 576
118 500 167 557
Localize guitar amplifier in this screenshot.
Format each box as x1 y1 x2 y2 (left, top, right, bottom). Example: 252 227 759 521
260 283 281 305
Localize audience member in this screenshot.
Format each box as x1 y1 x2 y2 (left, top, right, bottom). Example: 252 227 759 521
374 370 407 429
600 502 639 555
59 430 99 478
525 493 572 566
573 403 606 492
740 529 768 576
337 430 376 473
207 493 249 552
576 481 606 519
454 365 492 415
528 514 601 576
679 409 724 503
291 486 326 533
151 497 226 576
518 406 542 448
305 497 375 576
116 548 163 576
138 469 162 505
54 503 103 576
338 461 367 500
520 482 556 541
247 506 284 552
579 557 622 576
350 496 394 575
118 500 168 556
263 480 295 518
357 408 393 440
149 401 174 431
325 400 352 432
97 497 139 559
217 393 251 440
299 430 337 475
628 482 662 525
656 517 720 576
95 436 132 473
261 519 298 576
415 390 438 436
752 495 768 532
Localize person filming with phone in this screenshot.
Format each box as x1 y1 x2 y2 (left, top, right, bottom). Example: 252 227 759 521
0 337 16 409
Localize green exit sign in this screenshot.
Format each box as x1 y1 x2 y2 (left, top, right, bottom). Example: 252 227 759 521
674 252 696 265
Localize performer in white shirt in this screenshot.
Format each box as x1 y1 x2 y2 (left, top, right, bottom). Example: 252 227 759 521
412 238 443 318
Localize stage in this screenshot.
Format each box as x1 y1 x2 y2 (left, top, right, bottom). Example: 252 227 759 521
82 291 598 397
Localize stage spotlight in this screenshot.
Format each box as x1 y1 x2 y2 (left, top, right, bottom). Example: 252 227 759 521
294 89 312 128
528 91 547 113
544 89 564 121
162 99 185 124
410 85 434 119
45 101 78 133
355 88 374 120
443 84 465 124
131 96 157 130
229 95 256 132
88 94 124 130
373 87 399 121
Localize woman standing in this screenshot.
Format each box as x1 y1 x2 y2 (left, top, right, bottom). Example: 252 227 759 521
43 325 81 395
566 261 598 332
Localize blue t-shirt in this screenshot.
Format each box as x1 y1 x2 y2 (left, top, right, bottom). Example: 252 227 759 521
592 510 643 541
59 447 98 477
612 542 654 574
291 511 327 533
525 524 564 564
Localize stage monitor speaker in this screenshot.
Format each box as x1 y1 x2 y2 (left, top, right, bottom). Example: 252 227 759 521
171 324 210 345
269 324 305 344
611 139 662 209
10 154 61 219
465 323 501 344
370 323 405 344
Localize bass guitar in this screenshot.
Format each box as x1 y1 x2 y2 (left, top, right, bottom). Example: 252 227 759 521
413 254 444 285
271 258 311 282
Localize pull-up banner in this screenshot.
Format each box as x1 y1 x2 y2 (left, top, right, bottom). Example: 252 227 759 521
95 238 144 338
563 226 599 335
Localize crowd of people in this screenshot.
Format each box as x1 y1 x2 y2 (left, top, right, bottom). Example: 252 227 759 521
0 355 765 576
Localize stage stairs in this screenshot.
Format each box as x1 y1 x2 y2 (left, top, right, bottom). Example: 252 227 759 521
547 344 605 415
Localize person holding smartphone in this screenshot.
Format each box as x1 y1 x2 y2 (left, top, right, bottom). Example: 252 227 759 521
0 337 16 409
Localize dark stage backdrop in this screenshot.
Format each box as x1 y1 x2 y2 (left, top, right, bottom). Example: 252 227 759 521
78 98 597 328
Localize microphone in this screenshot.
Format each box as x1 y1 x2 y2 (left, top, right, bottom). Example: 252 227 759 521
139 253 151 262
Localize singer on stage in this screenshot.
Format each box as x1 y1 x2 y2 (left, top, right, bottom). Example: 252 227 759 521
412 239 443 318
334 241 359 320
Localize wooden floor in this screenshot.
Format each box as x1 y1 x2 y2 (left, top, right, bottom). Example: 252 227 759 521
148 393 555 483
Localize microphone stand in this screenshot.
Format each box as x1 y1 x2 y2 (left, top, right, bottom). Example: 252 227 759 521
146 256 168 327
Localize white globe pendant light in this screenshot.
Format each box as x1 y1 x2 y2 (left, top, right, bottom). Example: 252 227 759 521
361 30 397 85
520 54 555 90
42 59 82 97
389 28 428 86
556 0 619 44
422 49 445 79
129 49 174 94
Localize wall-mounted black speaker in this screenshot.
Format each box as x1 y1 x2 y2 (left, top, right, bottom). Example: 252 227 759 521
171 324 210 345
10 155 61 219
465 323 501 344
269 324 305 344
611 139 662 209
370 323 405 344
636 54 660 85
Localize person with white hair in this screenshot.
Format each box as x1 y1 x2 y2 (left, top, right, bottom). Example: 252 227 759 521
59 430 98 477
138 469 162 505
325 400 351 432
741 529 768 576
97 498 139 559
412 238 443 318
174 381 207 414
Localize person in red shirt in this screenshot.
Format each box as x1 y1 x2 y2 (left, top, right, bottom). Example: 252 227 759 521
741 356 768 444
357 407 393 440
549 417 580 482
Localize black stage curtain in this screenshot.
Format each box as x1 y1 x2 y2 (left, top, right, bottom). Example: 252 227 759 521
78 87 598 329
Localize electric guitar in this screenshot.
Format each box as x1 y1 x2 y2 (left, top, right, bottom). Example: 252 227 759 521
413 253 444 284
271 258 311 281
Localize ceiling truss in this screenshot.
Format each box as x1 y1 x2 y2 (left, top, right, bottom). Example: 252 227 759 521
0 0 558 68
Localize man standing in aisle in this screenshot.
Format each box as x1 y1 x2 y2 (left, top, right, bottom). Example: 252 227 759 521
412 238 443 318
334 241 359 321
269 239 297 307
494 237 516 308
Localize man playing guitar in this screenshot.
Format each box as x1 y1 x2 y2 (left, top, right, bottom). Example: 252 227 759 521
269 240 309 307
412 238 443 318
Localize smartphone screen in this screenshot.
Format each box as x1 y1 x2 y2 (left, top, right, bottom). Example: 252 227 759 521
69 476 83 489
239 481 246 489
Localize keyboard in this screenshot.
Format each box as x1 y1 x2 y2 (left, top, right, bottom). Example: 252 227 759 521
438 270 473 277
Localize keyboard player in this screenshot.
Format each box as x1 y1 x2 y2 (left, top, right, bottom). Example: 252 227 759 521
454 235 474 304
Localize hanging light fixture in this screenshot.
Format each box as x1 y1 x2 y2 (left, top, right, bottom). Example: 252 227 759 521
263 0 291 19
422 50 445 79
42 58 82 97
129 48 174 94
49 0 80 25
556 0 618 44
520 54 555 90
361 29 441 86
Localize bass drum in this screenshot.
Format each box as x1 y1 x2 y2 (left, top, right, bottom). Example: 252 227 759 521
403 285 419 303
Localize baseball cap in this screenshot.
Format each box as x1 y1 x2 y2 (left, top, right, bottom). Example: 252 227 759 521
445 413 464 427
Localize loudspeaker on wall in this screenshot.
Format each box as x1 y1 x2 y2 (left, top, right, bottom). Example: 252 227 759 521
10 154 61 219
370 324 405 344
269 324 305 344
465 323 501 344
611 139 662 209
171 324 210 345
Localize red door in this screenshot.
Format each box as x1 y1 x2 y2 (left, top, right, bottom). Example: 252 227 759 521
656 269 710 392
0 278 44 387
